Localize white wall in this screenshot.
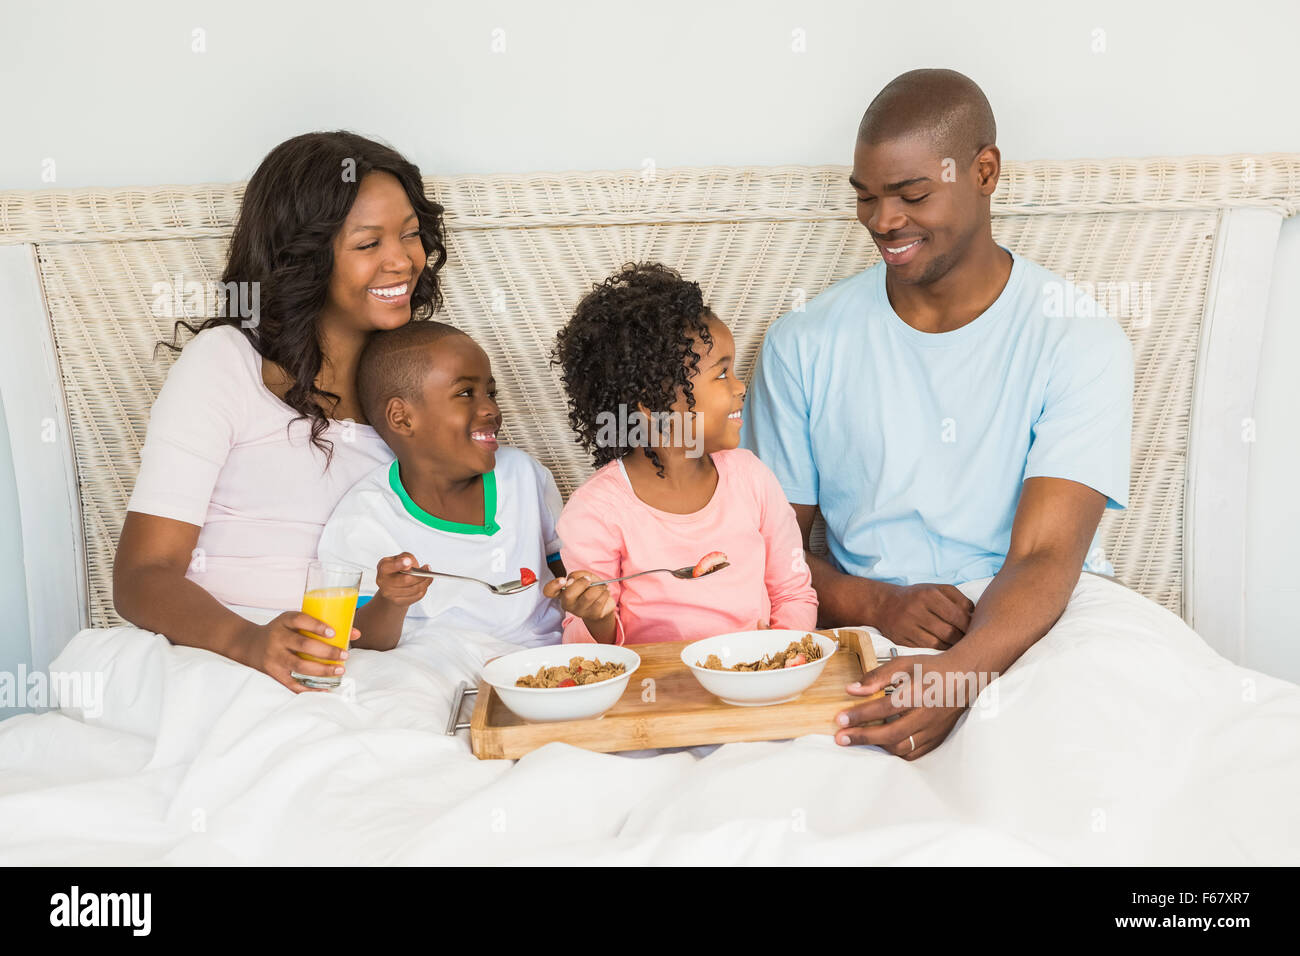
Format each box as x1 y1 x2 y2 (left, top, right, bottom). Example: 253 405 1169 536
1 0 1297 679
4 0 1299 186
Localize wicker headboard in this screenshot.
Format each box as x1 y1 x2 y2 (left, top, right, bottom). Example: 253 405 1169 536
2 156 1297 668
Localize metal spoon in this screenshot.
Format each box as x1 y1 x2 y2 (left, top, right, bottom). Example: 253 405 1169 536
398 568 536 595
566 561 730 589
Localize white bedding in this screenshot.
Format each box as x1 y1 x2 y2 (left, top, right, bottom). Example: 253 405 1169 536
1 573 1297 865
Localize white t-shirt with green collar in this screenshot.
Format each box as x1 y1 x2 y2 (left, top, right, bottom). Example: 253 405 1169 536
317 446 564 648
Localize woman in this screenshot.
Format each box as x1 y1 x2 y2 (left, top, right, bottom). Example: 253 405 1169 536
113 131 447 693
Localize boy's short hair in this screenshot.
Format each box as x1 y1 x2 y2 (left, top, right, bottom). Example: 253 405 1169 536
357 320 469 440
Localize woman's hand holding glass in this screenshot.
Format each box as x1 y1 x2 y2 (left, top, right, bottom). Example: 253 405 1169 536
238 612 359 694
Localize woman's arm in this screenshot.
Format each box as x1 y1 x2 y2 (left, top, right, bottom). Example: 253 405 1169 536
114 329 262 658
114 512 349 692
114 512 255 658
115 328 359 692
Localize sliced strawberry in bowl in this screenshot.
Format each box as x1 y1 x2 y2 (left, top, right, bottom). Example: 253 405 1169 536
692 551 728 577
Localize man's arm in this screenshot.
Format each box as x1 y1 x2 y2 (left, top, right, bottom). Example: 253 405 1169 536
946 476 1106 675
952 311 1131 674
791 504 974 647
832 476 1107 758
791 504 883 626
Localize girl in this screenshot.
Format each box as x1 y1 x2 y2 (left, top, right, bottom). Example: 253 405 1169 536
543 262 817 643
114 131 448 692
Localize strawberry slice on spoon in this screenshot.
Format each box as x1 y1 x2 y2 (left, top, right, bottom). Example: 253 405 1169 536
692 551 729 578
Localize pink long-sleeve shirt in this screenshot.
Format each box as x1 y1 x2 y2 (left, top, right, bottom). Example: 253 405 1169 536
558 448 818 644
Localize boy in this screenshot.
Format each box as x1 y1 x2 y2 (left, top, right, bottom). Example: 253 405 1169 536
317 320 570 650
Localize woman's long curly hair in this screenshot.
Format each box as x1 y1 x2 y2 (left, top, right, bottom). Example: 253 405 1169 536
162 130 448 465
553 262 714 478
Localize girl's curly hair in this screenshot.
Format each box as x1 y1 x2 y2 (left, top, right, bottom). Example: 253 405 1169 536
553 262 714 478
160 130 448 467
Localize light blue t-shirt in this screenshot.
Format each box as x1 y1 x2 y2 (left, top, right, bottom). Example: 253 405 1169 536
740 249 1133 586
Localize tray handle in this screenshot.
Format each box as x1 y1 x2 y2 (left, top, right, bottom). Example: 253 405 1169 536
444 681 478 736
833 625 898 665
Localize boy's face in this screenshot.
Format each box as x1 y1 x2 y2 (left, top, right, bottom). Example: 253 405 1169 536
662 315 746 457
404 335 502 476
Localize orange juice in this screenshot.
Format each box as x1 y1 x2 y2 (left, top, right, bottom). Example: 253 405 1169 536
296 586 359 665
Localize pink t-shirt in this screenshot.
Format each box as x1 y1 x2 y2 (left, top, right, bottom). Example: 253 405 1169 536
126 324 394 611
558 447 818 644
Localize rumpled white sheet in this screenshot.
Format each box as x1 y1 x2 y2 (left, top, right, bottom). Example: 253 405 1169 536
1 573 1297 865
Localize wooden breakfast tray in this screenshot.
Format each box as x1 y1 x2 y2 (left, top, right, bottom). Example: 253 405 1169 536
455 628 891 760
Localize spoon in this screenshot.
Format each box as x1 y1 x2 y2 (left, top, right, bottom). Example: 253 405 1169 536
398 568 536 595
566 561 731 589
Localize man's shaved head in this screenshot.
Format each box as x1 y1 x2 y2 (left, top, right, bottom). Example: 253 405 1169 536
850 69 1006 291
857 69 995 165
358 319 469 438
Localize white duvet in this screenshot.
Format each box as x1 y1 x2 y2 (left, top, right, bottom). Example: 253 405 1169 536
1 573 1297 865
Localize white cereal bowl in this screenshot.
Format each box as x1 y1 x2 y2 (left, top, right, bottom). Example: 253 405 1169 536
680 630 837 706
481 644 641 723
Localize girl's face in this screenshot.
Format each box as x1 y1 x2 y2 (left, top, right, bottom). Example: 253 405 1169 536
666 314 747 456
322 171 427 334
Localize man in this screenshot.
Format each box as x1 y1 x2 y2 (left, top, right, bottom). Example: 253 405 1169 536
741 68 1133 759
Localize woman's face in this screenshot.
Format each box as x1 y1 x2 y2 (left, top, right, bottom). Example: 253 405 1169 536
322 170 427 334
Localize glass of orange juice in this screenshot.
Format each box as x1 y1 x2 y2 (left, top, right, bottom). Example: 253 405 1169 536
290 560 362 689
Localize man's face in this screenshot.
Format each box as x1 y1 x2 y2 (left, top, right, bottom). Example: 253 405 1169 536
850 135 988 286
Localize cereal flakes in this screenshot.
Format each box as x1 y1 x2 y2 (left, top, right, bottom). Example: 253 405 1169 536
697 633 823 671
515 656 627 688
